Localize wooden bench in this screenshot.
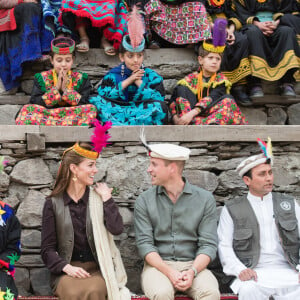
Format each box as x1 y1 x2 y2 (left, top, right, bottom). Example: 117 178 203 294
18 294 238 299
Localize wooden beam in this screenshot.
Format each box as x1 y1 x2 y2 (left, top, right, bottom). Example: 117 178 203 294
1 125 300 143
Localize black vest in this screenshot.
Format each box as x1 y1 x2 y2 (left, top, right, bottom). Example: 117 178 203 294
226 192 299 270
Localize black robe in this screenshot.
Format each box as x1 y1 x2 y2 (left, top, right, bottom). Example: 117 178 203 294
233 0 300 81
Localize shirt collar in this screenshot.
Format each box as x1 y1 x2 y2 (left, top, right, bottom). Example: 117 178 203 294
247 191 272 203
63 186 89 205
157 177 193 195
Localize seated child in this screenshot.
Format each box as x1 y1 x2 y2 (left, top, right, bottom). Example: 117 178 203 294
170 19 247 125
0 156 21 299
90 7 168 126
16 37 97 126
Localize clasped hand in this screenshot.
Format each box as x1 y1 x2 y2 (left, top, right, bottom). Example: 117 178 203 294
168 269 194 291
254 20 279 36
56 70 69 92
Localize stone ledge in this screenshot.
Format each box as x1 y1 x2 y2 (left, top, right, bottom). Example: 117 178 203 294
1 125 300 142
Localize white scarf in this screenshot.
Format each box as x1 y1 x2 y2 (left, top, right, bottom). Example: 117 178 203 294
89 188 131 300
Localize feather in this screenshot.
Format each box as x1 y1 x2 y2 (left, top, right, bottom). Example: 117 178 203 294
139 126 150 151
257 138 267 157
127 5 145 49
0 156 8 172
91 120 112 153
212 18 227 47
267 136 273 158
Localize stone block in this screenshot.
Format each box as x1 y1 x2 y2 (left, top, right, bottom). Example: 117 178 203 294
184 170 219 192
16 254 44 267
15 268 31 296
20 79 34 95
185 156 219 170
240 107 267 125
27 133 46 152
288 103 300 124
10 158 53 185
16 190 46 228
267 107 287 125
119 207 133 225
214 157 245 171
30 268 52 296
0 105 21 125
21 230 41 248
219 170 245 189
8 182 29 202
163 79 177 94
0 171 9 191
3 195 20 208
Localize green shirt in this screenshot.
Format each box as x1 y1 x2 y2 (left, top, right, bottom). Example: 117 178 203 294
134 179 218 262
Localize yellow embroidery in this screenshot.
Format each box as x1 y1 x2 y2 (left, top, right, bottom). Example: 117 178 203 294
250 50 300 81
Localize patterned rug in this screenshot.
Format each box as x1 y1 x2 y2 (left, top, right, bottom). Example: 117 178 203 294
18 294 239 299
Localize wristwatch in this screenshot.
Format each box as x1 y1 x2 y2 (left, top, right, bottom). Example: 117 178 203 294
191 266 198 278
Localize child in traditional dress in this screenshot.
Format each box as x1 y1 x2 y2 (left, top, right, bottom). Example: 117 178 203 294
170 19 247 125
0 157 21 300
16 37 97 126
90 7 168 125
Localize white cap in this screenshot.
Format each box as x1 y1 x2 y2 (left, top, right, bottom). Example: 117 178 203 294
236 153 273 177
149 143 190 161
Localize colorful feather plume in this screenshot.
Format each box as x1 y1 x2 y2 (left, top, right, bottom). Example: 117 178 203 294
257 137 272 159
91 120 112 154
127 5 145 49
212 18 227 47
0 156 8 172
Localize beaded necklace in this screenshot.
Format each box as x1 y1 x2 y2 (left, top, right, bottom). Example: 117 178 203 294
196 71 217 100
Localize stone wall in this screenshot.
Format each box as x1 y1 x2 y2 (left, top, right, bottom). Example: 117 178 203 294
1 135 300 296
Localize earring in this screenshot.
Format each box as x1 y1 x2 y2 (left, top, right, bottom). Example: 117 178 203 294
121 63 125 78
72 175 77 182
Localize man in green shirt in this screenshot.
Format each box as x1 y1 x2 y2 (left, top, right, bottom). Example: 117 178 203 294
134 142 220 300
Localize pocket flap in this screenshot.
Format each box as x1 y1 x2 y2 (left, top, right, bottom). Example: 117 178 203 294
278 219 297 231
233 228 253 240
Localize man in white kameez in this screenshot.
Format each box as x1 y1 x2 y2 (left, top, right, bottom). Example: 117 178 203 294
217 140 300 300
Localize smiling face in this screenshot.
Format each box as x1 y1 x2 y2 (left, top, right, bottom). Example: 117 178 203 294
147 157 174 186
243 163 274 197
119 51 144 71
198 52 222 77
70 158 98 186
50 53 73 74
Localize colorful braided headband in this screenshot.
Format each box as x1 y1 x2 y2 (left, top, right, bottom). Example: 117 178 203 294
122 35 145 53
51 37 75 55
63 143 99 160
202 40 226 54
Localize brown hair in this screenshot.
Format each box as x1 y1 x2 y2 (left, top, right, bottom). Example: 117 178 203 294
50 142 93 197
163 160 185 174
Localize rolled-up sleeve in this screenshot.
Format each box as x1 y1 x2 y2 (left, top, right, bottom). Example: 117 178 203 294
196 193 218 261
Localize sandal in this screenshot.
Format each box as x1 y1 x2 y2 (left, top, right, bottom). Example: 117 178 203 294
101 35 117 56
76 37 90 53
104 45 117 56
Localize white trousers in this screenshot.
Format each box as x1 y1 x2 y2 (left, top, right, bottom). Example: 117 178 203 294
238 280 300 300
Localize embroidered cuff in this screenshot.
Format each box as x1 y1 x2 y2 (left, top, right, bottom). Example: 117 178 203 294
273 13 283 21
229 18 242 31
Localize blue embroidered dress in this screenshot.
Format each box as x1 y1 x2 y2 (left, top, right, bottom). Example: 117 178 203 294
90 64 168 125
